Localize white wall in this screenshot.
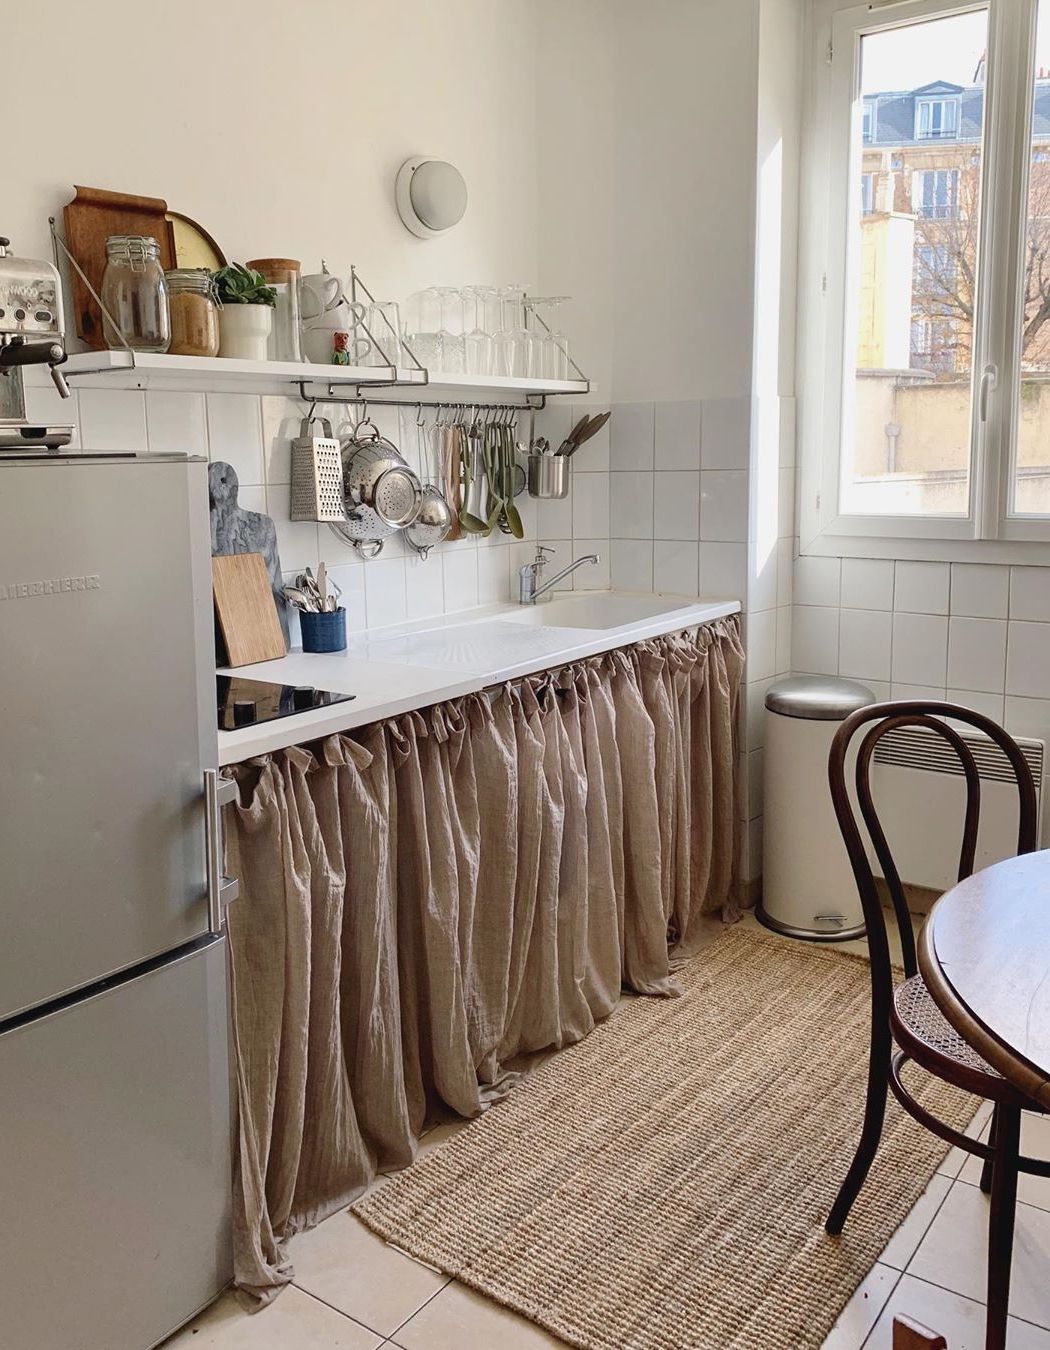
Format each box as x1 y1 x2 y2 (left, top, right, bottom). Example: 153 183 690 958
537 0 760 404
743 0 804 884
535 0 804 885
7 0 548 632
533 0 764 617
12 1 803 884
6 0 539 299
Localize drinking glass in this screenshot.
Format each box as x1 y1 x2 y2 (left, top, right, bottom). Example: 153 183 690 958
361 300 402 367
436 286 465 373
403 287 443 370
525 296 549 380
462 285 495 376
533 296 571 380
495 285 530 378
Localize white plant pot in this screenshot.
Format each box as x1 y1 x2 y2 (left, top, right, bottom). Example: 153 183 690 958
218 304 273 361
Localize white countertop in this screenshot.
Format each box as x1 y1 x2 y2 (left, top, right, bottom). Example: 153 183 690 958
217 590 740 765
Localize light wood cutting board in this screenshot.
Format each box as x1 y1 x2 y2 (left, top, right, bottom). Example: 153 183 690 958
212 553 286 667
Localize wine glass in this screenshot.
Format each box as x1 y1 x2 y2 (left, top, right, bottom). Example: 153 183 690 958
527 296 572 380
436 286 465 373
462 285 495 376
495 285 530 378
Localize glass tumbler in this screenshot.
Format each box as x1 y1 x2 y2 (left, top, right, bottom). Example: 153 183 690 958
362 301 403 367
246 257 303 363
404 287 443 369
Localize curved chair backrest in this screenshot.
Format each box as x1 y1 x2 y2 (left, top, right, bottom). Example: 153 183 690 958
828 701 1038 1009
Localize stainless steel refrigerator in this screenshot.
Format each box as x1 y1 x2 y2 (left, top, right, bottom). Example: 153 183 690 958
0 453 236 1348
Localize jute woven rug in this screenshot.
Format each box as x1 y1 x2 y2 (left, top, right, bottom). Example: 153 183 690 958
353 925 979 1350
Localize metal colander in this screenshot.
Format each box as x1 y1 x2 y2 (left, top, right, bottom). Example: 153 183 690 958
373 465 422 525
330 420 422 556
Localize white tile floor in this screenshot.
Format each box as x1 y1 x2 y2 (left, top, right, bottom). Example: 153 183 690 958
162 915 1050 1350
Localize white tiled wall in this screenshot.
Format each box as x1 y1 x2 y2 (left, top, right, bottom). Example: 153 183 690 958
49 375 549 640
605 395 793 890
532 400 612 593
606 398 750 600
792 556 1050 837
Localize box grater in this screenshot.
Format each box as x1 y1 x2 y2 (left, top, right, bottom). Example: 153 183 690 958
290 416 345 522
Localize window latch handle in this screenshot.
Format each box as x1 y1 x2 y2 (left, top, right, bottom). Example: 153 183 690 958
979 364 998 423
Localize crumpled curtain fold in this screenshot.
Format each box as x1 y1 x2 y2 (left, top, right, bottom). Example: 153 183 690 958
223 617 743 1305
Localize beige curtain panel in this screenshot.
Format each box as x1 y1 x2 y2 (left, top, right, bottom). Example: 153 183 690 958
222 618 744 1305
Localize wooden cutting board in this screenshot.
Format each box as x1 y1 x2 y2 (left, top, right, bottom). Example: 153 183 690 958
63 185 177 347
212 553 286 667
209 461 290 644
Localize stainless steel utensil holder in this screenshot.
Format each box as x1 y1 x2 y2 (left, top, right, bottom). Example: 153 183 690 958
528 454 568 499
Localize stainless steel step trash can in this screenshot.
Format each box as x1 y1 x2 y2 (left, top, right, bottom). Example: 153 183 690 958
758 675 876 942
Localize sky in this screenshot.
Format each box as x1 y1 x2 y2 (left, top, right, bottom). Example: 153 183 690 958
861 8 1050 95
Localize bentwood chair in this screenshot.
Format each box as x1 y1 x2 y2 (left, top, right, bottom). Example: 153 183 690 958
824 701 1050 1350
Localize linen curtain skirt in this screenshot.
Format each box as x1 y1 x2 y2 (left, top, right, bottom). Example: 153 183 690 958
223 618 745 1303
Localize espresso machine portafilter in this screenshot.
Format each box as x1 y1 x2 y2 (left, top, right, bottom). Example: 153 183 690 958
0 235 75 451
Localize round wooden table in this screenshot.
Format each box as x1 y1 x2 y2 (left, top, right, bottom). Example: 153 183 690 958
919 849 1050 1110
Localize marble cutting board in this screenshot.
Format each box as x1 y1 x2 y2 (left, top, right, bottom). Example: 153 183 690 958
209 461 290 645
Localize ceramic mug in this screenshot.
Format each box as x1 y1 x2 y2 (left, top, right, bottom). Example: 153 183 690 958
302 326 372 366
300 273 350 322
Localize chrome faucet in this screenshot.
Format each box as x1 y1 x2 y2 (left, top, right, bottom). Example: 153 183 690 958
518 546 600 604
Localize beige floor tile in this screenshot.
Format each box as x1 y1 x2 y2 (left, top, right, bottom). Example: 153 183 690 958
864 1274 1050 1349
908 1180 1050 1328
286 1212 448 1337
879 1173 953 1270
161 1286 382 1348
417 1116 473 1159
959 1111 1050 1212
820 1262 901 1349
392 1280 569 1349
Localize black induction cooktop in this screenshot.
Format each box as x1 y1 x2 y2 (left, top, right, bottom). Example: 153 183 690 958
217 675 356 731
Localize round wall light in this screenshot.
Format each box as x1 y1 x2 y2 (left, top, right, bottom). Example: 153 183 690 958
395 157 468 239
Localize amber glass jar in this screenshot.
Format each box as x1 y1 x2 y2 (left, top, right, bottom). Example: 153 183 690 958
165 268 220 357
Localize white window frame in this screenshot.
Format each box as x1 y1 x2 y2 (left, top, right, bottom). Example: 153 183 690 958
798 0 1050 564
912 166 961 217
863 98 877 140
916 94 961 139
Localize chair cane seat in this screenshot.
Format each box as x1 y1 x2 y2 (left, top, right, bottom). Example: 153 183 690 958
893 974 1003 1081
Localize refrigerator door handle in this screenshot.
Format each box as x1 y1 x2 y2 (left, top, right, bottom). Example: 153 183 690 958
204 770 240 934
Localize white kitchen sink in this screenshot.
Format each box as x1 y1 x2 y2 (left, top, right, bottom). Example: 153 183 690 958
498 592 699 629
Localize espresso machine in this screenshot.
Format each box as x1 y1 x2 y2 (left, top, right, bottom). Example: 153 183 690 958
0 235 75 451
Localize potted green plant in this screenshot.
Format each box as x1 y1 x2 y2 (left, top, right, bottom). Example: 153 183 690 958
212 264 277 361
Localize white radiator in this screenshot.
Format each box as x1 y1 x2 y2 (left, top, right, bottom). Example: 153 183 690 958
869 725 1044 891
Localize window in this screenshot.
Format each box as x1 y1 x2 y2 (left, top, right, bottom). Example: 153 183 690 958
911 316 958 373
914 168 960 219
863 100 876 141
917 95 960 140
800 0 1050 550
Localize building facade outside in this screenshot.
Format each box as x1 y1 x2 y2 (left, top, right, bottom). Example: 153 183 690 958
852 72 1050 514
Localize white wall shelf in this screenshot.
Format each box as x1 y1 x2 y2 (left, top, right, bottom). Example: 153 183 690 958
61 350 590 405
